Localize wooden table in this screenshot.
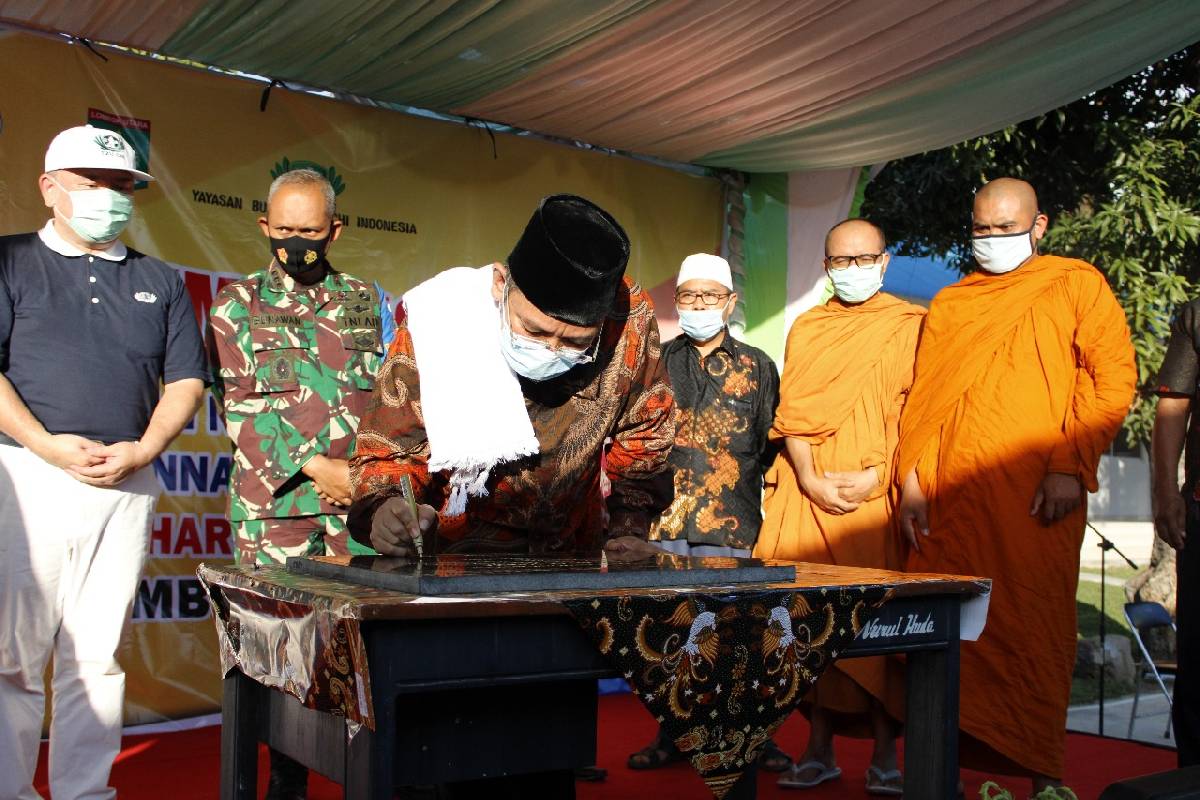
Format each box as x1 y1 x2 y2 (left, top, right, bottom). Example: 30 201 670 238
204 561 989 800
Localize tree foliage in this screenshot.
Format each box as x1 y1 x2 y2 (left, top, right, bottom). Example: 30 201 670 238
863 46 1200 442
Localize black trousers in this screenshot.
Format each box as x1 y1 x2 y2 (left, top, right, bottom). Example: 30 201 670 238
1177 502 1200 766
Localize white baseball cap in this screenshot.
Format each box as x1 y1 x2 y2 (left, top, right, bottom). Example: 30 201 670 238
677 253 733 290
44 125 154 181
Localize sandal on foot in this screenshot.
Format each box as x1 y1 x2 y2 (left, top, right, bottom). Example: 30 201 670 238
626 740 684 770
778 760 842 789
865 764 904 796
759 739 793 773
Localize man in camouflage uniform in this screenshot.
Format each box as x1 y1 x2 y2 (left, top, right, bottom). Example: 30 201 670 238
209 168 384 799
211 168 385 562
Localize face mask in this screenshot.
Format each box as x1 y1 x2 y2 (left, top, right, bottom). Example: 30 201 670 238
270 233 331 283
678 308 727 341
828 263 884 303
973 228 1035 274
51 178 132 243
498 287 597 381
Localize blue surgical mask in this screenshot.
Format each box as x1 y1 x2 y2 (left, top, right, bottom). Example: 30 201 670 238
678 308 726 341
498 286 598 381
51 177 133 243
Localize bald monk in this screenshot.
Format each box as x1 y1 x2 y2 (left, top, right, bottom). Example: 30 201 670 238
896 178 1136 795
755 219 922 795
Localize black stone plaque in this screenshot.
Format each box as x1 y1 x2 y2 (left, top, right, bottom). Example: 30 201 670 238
285 553 795 595
846 595 951 655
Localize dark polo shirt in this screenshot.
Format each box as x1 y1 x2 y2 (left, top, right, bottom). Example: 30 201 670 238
0 225 208 444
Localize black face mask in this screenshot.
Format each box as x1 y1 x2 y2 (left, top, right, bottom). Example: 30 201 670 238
270 233 331 284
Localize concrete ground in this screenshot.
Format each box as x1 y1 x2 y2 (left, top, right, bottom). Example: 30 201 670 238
1071 519 1176 749
1068 679 1176 747
1080 520 1155 569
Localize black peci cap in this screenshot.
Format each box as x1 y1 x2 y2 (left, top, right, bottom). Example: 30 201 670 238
506 194 630 326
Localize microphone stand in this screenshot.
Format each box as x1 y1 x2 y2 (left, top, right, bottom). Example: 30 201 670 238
1088 521 1139 737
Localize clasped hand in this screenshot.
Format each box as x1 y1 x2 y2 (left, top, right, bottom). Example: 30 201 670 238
803 468 878 515
303 454 353 507
39 434 149 487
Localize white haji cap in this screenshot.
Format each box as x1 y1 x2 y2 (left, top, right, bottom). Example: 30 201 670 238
676 253 732 290
44 125 154 181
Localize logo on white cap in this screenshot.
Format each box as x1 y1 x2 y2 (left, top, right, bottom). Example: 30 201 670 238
44 125 154 182
94 132 127 153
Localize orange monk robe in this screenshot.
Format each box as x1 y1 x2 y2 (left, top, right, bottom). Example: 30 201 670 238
755 292 925 732
896 255 1136 779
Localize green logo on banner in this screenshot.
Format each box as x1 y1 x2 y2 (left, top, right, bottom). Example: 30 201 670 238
270 157 346 196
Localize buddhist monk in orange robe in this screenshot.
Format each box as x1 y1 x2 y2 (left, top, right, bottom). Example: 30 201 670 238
755 219 923 795
896 178 1136 796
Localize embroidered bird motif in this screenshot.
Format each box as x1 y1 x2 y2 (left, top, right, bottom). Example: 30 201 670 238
682 611 719 660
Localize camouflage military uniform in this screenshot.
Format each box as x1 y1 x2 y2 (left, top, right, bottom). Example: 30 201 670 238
209 263 385 564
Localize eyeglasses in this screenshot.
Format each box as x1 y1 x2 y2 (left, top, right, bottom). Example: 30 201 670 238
675 290 731 306
825 253 886 270
503 280 602 361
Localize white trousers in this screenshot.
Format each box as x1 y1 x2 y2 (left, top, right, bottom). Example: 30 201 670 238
0 444 159 800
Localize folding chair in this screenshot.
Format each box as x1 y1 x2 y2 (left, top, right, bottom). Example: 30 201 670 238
1124 601 1178 739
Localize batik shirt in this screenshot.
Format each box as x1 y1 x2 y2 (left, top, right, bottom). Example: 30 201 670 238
1157 297 1200 497
348 277 676 555
651 332 779 550
210 263 384 521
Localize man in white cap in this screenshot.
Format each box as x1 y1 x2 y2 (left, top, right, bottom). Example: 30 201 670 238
628 252 784 771
0 126 207 800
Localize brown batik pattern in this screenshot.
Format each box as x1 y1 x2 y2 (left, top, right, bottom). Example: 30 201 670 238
565 585 888 798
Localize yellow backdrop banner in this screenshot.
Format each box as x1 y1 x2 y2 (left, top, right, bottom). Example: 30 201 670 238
0 30 722 724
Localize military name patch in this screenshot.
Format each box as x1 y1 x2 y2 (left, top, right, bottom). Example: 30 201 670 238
250 313 302 327
342 314 381 329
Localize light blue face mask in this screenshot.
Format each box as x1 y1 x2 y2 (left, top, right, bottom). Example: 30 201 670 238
828 262 884 304
678 307 727 341
498 286 598 381
51 177 133 244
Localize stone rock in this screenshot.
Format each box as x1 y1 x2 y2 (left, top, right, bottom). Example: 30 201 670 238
1126 538 1178 661
1075 635 1136 686
1126 537 1177 615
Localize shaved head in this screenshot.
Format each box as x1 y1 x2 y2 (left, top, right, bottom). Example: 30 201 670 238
972 177 1048 243
825 218 886 256
975 177 1039 220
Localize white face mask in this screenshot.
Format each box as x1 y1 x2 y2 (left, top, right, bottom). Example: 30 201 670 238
50 177 133 243
828 262 884 304
973 228 1035 274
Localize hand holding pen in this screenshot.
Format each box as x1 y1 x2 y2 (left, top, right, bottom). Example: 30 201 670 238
368 477 438 557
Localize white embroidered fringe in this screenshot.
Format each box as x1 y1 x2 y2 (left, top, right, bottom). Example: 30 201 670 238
403 266 540 516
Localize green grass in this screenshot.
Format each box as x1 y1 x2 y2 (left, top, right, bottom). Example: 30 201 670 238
1078 565 1139 582
1070 573 1136 705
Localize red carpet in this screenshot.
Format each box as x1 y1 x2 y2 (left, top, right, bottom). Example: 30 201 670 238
34 693 1175 799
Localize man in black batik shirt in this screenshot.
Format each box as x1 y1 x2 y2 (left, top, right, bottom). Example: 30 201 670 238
630 253 784 771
